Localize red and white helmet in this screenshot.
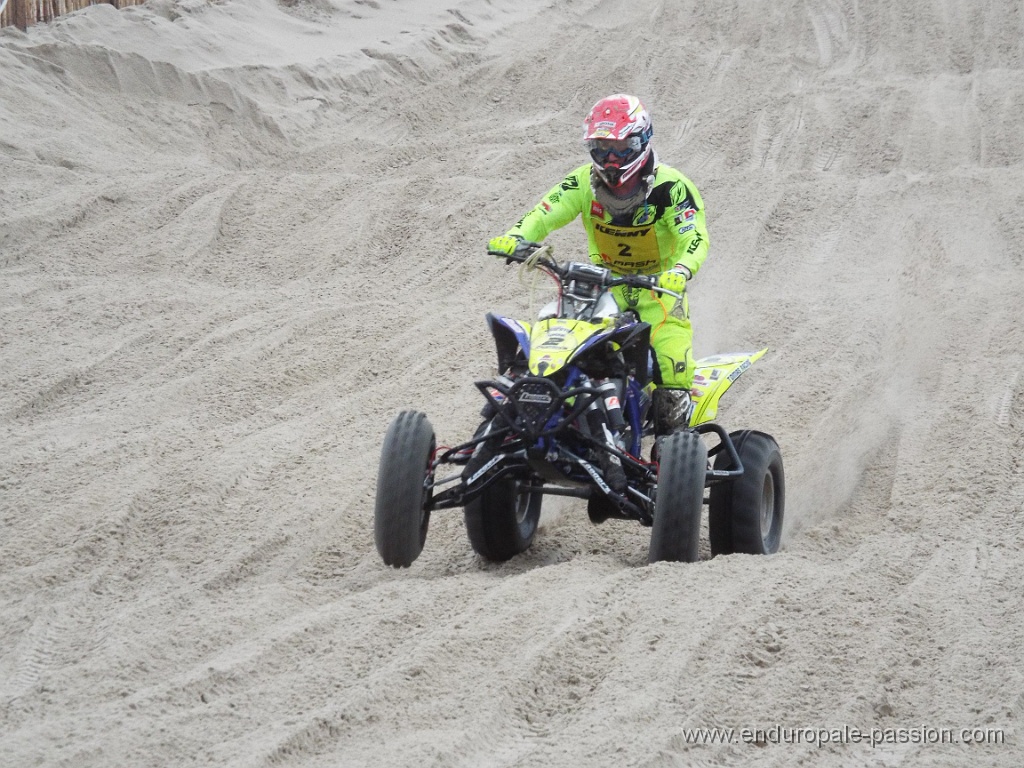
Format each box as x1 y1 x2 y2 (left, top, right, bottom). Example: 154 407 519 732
582 94 654 190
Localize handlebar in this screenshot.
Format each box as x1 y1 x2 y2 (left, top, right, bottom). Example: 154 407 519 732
486 241 681 299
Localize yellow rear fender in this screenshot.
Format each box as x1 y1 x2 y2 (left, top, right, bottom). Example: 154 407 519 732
689 349 767 426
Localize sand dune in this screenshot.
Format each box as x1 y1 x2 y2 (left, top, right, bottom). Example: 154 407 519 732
2 0 1023 765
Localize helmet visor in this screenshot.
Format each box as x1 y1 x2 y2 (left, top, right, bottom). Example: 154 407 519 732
586 136 643 166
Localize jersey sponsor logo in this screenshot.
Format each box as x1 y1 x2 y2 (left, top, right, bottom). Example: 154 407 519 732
685 231 705 255
560 176 580 191
677 224 695 234
674 209 696 225
541 200 552 213
548 192 560 204
591 201 605 218
594 222 652 238
601 251 659 271
633 204 656 226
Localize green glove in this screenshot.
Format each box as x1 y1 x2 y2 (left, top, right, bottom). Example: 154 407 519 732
658 265 691 296
488 235 523 258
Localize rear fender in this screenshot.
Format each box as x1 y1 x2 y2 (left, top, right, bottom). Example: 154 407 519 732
689 349 767 426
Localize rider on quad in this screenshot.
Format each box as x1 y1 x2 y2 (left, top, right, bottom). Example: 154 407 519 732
489 93 710 436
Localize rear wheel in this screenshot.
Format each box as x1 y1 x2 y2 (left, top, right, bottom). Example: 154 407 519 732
374 411 435 568
708 431 784 556
464 476 543 562
648 431 707 563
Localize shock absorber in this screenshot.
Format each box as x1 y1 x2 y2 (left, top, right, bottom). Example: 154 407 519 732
588 378 627 491
596 378 625 432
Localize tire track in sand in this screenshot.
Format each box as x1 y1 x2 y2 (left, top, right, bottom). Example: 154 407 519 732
2 609 63 704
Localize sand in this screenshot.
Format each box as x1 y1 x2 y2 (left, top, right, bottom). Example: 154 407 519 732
2 0 1023 765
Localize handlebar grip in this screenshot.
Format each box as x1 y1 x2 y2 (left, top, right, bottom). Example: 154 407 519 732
487 249 518 259
486 241 545 264
620 273 658 289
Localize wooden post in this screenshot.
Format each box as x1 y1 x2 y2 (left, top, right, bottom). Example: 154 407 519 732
1 0 147 27
13 0 30 30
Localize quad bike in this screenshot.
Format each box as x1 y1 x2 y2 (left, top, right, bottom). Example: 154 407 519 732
373 243 784 567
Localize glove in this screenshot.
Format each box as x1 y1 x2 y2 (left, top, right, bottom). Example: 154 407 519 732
658 264 691 296
488 234 523 259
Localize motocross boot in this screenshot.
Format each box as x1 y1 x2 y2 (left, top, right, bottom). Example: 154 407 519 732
651 388 693 463
652 387 693 435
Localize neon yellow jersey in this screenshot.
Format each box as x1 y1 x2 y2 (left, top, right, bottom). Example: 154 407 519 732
506 163 709 276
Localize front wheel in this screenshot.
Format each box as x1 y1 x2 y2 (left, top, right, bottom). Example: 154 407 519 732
648 431 708 563
464 476 543 562
708 431 784 556
374 410 435 568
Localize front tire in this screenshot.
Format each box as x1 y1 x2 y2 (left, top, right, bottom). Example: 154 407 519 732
374 411 435 568
708 431 784 556
648 431 708 563
464 477 543 562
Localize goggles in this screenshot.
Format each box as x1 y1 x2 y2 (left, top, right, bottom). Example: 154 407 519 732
586 135 643 164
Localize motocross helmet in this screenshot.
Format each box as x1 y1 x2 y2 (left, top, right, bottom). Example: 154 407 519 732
583 94 654 190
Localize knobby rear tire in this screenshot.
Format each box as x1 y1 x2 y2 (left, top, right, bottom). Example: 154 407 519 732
374 410 435 568
649 431 708 563
708 431 785 556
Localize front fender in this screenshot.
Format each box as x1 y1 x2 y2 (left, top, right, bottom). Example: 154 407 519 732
486 313 532 372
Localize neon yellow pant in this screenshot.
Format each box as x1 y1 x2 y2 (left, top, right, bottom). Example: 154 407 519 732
612 286 694 389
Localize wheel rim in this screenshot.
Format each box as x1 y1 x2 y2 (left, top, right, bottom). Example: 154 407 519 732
514 481 532 524
419 448 435 543
760 472 775 540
